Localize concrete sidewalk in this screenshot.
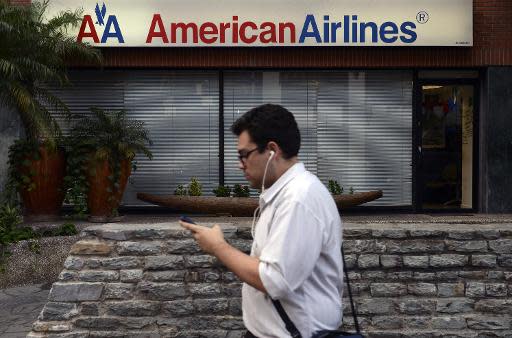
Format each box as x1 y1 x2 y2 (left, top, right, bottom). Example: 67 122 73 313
0 284 50 338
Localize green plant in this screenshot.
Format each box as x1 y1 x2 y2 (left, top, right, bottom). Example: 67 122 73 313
213 185 232 197
349 187 355 195
233 184 250 197
0 204 32 272
174 184 187 196
188 177 202 196
327 179 343 195
0 0 101 144
65 107 153 216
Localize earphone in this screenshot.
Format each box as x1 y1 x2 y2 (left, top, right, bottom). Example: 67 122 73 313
251 149 276 238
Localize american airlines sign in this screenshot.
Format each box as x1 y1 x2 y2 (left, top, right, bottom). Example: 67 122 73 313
47 0 473 47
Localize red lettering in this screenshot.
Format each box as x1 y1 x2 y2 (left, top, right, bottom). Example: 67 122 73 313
171 22 198 43
259 22 277 43
232 16 239 43
200 22 218 44
219 22 230 43
77 15 99 43
240 22 257 43
279 22 296 43
146 14 169 43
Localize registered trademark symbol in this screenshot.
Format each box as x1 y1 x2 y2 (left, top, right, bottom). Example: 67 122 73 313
416 11 429 24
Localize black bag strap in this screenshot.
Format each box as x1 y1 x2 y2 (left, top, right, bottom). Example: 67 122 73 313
271 244 361 337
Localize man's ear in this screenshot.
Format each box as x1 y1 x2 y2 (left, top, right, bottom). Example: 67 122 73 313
267 141 280 158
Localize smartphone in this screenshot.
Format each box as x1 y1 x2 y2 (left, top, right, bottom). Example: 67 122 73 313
179 215 196 224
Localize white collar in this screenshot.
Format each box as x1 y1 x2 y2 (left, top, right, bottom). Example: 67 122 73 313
259 162 305 206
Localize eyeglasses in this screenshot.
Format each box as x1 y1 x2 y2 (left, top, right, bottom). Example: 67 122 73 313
238 147 259 164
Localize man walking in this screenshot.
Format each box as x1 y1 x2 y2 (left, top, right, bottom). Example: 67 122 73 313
180 104 343 338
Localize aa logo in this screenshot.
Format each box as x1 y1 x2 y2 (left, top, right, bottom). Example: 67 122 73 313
77 2 124 43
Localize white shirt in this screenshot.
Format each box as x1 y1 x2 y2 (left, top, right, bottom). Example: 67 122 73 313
242 162 343 338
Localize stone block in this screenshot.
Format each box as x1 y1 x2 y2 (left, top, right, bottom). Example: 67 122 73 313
167 239 201 254
189 283 223 297
489 239 512 254
73 317 122 330
371 316 403 329
162 300 195 317
356 299 396 315
78 270 119 282
403 255 429 268
409 229 444 237
485 283 508 297
398 299 436 314
447 230 475 240
467 317 511 330
498 254 512 267
386 271 413 281
437 283 465 297
344 254 357 269
372 229 408 239
64 257 85 270
70 240 112 255
343 240 374 254
476 229 500 239
80 303 99 316
104 283 134 300
370 283 407 297
228 239 252 253
436 271 459 280
429 254 468 267
194 298 229 314
32 321 72 333
106 301 160 316
412 272 436 281
39 302 78 321
120 269 143 282
137 282 187 300
49 283 104 302
145 255 185 270
445 240 488 252
408 283 436 296
229 298 242 316
475 299 512 314
386 240 445 254
380 255 402 268
437 299 474 313
431 316 467 329
488 270 504 280
185 255 215 268
117 241 164 255
101 257 141 269
59 271 78 281
145 270 187 282
358 254 380 268
471 255 497 267
466 282 486 297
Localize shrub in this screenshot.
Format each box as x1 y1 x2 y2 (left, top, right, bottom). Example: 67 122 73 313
188 178 202 196
327 179 343 195
174 184 187 196
233 184 250 197
213 185 232 197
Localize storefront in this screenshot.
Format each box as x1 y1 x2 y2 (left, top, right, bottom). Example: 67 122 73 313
44 0 512 213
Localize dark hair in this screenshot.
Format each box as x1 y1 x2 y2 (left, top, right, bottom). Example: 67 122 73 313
231 104 301 159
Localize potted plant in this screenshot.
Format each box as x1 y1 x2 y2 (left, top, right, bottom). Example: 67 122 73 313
67 107 153 222
0 1 100 220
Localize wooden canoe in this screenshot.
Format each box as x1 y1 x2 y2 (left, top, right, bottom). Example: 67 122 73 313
137 190 383 216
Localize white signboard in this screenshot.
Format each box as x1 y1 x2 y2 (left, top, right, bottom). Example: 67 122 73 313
46 0 473 47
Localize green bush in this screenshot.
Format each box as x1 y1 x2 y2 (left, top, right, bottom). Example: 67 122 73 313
233 184 250 197
327 179 343 195
213 185 232 197
174 184 187 196
188 178 202 196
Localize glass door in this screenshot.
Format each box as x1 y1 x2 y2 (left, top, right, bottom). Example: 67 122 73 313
418 83 476 210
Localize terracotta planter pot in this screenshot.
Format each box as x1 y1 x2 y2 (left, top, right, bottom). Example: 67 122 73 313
87 159 131 222
19 146 66 221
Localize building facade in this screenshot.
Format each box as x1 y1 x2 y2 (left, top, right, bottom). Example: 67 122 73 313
3 0 512 213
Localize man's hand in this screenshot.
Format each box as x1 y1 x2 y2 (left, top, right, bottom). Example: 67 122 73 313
179 221 227 256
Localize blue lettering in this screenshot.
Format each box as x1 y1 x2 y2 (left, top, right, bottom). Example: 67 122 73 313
101 15 124 43
379 21 398 43
400 22 417 43
299 15 322 43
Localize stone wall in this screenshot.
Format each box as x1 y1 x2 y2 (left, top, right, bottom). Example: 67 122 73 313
28 222 512 338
